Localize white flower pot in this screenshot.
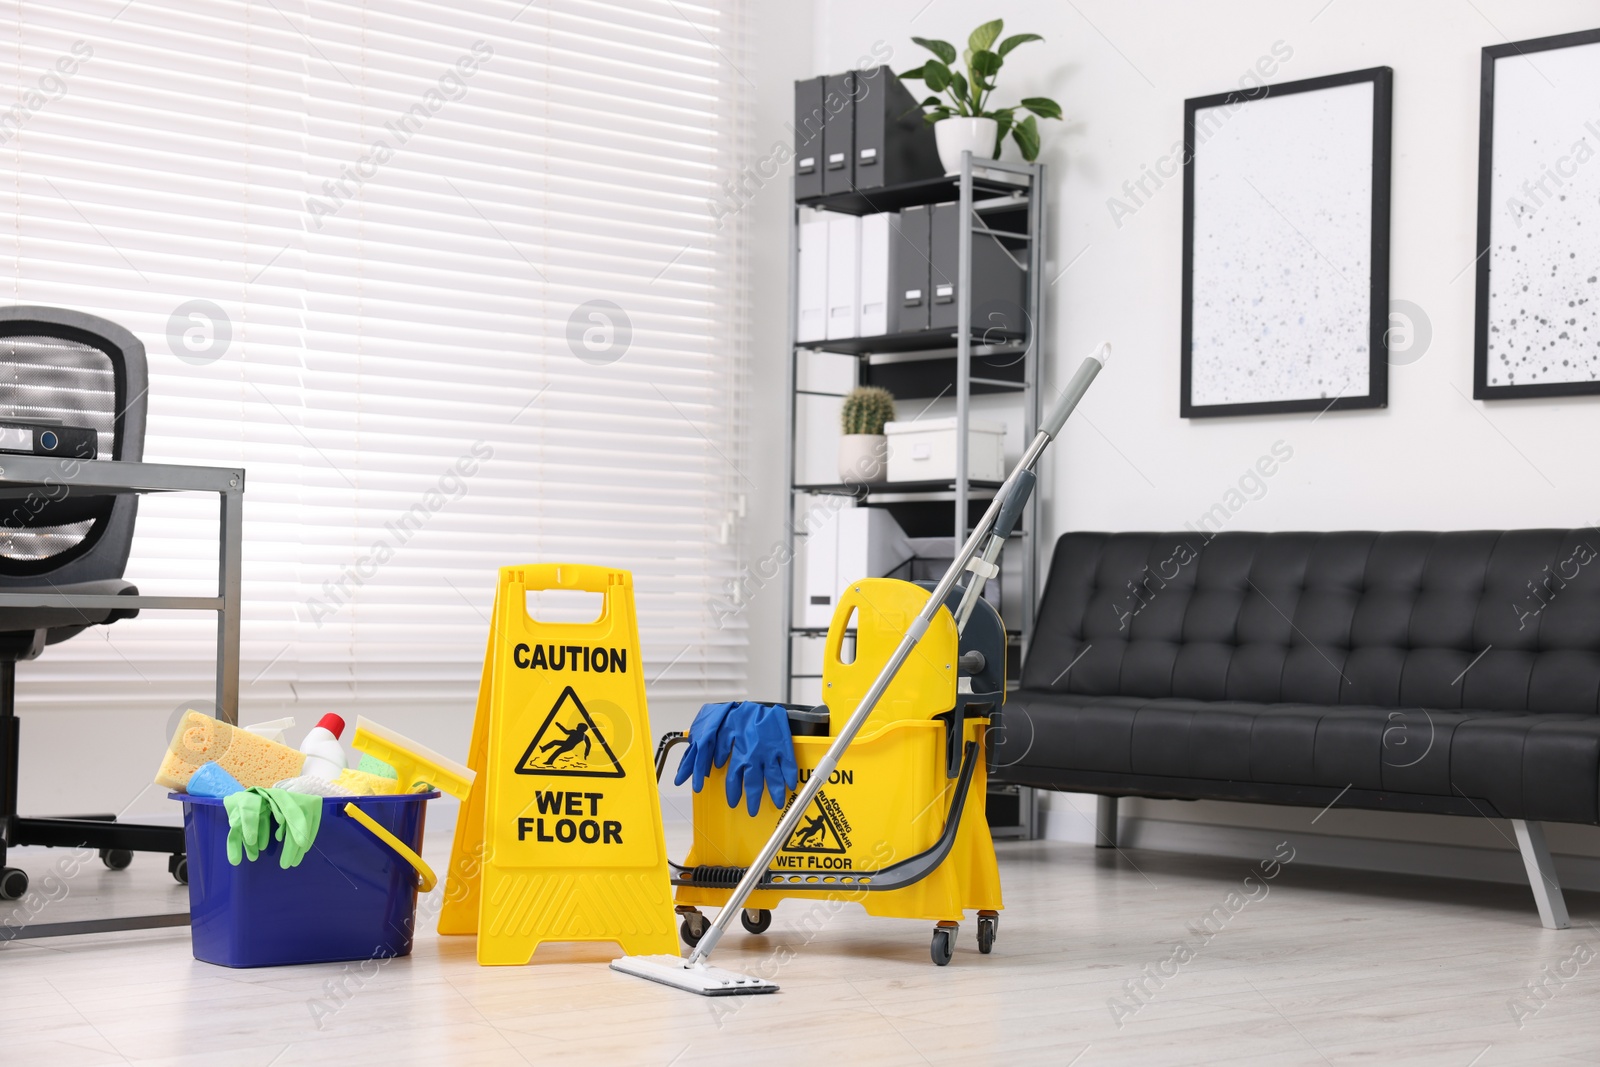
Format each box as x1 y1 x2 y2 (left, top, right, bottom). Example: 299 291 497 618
838 434 888 485
935 117 1000 175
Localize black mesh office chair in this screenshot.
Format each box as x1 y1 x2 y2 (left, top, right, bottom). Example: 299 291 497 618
0 306 185 901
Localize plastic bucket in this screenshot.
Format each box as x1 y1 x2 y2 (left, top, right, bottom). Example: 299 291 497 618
171 791 439 968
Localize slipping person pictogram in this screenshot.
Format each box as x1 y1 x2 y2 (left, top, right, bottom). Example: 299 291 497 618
516 685 625 778
781 791 850 854
539 721 591 766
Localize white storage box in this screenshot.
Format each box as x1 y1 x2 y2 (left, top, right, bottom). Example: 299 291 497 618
884 418 1006 483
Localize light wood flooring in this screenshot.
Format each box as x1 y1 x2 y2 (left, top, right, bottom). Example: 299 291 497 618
3 825 1599 1065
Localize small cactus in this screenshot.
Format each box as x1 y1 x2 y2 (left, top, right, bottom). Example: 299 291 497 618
841 386 896 436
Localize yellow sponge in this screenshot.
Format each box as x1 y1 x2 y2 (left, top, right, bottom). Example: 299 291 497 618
155 710 306 791
334 767 403 796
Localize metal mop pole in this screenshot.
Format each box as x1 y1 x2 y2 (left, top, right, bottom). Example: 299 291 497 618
684 345 1107 967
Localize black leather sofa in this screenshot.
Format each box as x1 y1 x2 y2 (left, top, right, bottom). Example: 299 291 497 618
996 530 1600 927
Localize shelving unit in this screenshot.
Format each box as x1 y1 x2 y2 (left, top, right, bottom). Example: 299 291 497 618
780 154 1047 841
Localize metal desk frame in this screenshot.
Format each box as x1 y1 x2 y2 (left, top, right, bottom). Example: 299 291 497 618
0 455 244 941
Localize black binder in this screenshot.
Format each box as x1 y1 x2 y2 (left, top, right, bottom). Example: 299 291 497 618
891 206 931 333
792 76 825 200
852 66 944 191
929 202 1026 335
821 72 855 197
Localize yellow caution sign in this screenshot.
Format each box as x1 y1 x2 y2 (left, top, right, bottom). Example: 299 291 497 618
440 564 677 964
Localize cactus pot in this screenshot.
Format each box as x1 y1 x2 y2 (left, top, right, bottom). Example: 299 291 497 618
839 434 888 485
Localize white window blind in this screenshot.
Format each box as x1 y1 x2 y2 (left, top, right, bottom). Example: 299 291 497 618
3 1 752 737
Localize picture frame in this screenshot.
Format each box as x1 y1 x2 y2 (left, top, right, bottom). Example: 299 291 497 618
1474 28 1600 400
1181 67 1392 418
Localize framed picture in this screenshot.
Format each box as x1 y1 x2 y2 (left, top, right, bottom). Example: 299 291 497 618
1181 68 1392 418
1474 29 1600 399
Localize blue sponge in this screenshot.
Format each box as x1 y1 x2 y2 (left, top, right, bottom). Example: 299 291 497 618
187 761 244 798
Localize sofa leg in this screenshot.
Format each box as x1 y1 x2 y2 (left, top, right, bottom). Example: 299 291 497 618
1095 795 1118 849
1512 819 1570 930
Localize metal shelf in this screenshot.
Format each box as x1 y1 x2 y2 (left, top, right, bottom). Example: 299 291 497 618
797 173 1029 216
798 327 1025 357
781 154 1047 841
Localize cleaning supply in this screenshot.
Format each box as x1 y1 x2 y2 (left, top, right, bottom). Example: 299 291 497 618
335 767 403 795
610 343 1108 996
223 787 322 869
299 713 348 780
356 753 398 779
350 717 475 799
672 701 740 793
187 761 244 798
223 790 272 864
721 703 798 816
173 790 438 967
156 710 307 791
275 775 355 797
242 717 295 745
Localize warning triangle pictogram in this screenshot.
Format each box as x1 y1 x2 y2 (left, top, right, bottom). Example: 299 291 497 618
782 791 848 854
515 685 625 778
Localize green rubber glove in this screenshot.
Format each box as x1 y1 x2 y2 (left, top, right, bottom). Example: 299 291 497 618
223 789 272 865
260 787 323 869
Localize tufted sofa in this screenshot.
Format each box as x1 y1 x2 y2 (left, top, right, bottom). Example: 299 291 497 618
996 530 1600 927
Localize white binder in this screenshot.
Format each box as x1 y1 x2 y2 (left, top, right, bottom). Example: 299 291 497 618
858 213 889 338
825 214 861 340
797 215 829 343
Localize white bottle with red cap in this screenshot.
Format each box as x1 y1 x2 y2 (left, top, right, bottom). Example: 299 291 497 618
299 713 349 780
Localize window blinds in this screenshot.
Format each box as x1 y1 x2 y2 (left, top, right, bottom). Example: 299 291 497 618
3 0 751 727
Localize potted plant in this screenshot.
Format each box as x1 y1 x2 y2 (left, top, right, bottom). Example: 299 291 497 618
900 19 1062 174
838 386 895 485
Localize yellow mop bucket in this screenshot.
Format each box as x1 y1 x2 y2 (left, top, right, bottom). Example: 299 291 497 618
669 578 1004 964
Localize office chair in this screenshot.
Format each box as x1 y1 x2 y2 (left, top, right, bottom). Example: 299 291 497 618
0 305 185 901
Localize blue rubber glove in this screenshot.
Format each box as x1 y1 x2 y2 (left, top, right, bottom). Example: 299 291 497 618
673 701 741 792
724 703 799 816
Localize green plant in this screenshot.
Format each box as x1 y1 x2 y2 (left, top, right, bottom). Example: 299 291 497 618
841 386 896 436
899 19 1062 161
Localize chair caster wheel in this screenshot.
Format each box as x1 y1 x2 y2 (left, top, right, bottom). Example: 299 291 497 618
740 908 772 935
931 923 957 966
977 913 997 954
679 910 708 948
168 854 188 885
100 849 133 871
0 866 26 900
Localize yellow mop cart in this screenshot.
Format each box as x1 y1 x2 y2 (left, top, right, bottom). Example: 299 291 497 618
658 575 1009 965
614 345 1106 994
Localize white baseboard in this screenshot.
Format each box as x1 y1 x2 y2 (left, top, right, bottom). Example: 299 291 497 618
1039 809 1600 895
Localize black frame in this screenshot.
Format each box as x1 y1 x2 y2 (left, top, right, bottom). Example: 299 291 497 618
1474 28 1600 400
1181 67 1392 418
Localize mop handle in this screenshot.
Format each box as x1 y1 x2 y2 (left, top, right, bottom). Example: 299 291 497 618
685 346 1107 967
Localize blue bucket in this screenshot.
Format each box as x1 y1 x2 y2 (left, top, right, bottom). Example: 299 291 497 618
171 791 439 968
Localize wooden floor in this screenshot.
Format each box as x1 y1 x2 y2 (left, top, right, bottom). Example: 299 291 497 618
3 828 1599 1066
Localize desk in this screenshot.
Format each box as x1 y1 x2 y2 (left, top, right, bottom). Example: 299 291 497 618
0 455 243 940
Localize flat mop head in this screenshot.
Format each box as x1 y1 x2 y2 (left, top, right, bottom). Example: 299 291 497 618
610 955 778 996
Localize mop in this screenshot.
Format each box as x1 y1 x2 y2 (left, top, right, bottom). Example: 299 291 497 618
612 343 1108 996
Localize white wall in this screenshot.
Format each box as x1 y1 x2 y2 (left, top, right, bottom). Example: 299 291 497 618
770 0 1600 860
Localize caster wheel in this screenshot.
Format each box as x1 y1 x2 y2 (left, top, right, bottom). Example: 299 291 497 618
977 914 997 955
931 924 956 967
168 854 188 885
0 866 26 900
100 849 133 871
679 913 708 948
740 908 772 935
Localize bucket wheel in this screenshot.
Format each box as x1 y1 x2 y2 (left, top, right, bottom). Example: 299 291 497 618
931 921 958 966
677 907 708 948
169 853 188 885
977 911 998 954
99 848 133 871
0 866 26 901
740 908 772 935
